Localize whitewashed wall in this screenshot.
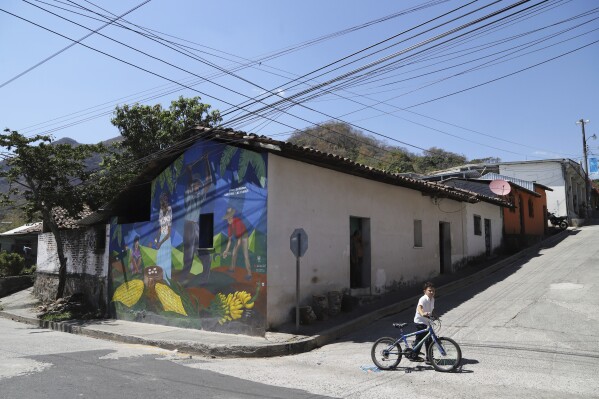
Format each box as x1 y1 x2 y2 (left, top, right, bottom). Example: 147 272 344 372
462 202 503 260
500 161 564 214
499 161 586 217
36 226 109 277
266 154 470 328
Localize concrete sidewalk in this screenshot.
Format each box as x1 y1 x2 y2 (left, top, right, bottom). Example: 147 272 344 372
0 230 569 358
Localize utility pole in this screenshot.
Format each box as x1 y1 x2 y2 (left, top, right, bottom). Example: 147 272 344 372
576 119 591 218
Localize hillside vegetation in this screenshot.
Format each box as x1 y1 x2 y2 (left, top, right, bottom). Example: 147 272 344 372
288 121 499 174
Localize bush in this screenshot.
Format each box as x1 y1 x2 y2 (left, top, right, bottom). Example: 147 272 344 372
0 251 26 276
22 265 36 275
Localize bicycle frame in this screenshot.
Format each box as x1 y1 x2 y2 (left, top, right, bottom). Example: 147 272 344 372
394 324 447 356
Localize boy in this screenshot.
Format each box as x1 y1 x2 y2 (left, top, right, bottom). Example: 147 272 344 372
413 282 435 364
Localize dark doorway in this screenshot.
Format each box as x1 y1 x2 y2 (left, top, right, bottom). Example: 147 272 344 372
350 217 371 289
519 196 525 234
484 218 491 257
439 222 451 274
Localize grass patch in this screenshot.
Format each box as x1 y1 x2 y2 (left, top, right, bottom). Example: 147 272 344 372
41 311 73 322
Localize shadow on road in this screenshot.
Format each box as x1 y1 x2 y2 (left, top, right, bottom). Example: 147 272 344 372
274 228 578 345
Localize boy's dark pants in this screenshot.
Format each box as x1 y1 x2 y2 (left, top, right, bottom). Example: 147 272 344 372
414 323 432 359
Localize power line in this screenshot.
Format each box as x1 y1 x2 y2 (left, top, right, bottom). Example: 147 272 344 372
14 0 446 134
6 0 506 156
4 0 590 167
0 0 151 89
404 38 599 109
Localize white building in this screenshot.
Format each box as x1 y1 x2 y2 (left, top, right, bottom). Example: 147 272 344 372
60 128 508 333
496 159 587 224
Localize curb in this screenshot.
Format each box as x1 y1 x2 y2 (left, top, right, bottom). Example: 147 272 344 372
0 230 569 358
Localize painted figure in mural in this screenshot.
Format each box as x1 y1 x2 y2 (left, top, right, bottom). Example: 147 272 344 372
222 207 252 280
155 192 172 281
180 156 213 283
114 243 129 275
129 235 143 274
350 229 364 288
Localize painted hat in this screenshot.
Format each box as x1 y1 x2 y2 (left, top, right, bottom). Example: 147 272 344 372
223 207 236 219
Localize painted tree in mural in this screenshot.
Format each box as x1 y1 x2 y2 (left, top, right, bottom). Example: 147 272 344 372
0 129 106 299
98 96 222 204
219 146 266 188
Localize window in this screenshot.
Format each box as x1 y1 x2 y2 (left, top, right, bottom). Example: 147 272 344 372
93 226 106 254
473 215 482 236
509 194 516 213
199 213 214 248
528 198 534 218
413 220 422 247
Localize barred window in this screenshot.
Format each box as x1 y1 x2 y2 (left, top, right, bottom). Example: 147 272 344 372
414 220 422 247
474 215 482 236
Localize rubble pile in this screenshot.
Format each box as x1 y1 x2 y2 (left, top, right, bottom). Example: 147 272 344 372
36 293 100 320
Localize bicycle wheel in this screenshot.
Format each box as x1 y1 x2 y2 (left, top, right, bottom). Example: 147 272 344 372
371 337 402 370
427 337 461 372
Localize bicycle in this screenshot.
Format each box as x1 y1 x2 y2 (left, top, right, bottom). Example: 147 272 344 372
371 316 462 372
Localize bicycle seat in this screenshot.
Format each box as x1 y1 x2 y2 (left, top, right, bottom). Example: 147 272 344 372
393 323 408 329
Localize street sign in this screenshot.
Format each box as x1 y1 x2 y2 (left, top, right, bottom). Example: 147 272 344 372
290 228 308 258
290 228 308 331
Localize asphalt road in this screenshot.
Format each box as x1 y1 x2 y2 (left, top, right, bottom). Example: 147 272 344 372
175 225 599 399
0 319 331 398
2 225 598 398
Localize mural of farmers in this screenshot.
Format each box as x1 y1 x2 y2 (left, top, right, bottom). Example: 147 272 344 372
155 192 172 280
130 235 143 274
222 207 252 280
110 141 268 335
180 155 213 283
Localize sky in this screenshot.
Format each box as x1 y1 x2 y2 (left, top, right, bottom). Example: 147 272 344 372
1 0 598 175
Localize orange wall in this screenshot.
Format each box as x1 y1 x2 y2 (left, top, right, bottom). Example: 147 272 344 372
503 186 547 236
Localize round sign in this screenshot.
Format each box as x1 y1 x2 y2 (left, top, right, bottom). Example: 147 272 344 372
290 228 308 257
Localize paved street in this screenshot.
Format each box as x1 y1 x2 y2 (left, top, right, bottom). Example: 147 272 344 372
175 225 599 398
1 225 598 398
0 320 330 398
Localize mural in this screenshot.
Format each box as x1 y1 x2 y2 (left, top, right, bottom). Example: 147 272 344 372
109 141 268 336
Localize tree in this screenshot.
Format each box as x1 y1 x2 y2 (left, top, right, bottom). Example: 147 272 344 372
469 156 501 164
98 96 222 203
288 122 470 175
414 147 467 173
0 208 27 233
111 96 222 160
384 149 416 174
0 129 105 299
288 121 389 162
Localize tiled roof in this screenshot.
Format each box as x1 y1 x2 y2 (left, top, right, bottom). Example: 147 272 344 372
80 127 509 225
0 222 42 236
479 173 535 193
207 128 486 203
436 179 513 207
52 205 93 230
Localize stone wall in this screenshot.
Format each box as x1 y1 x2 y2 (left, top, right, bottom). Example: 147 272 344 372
34 225 109 311
33 272 107 313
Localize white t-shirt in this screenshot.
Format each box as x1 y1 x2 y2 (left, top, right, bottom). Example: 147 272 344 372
414 294 434 325
159 206 172 236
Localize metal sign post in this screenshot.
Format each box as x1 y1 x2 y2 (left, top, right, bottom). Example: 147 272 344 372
290 228 308 331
